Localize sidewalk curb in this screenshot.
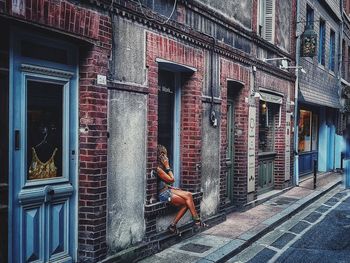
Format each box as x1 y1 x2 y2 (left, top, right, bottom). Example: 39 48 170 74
197 179 342 263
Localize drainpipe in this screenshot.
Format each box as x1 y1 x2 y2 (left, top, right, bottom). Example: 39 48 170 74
293 0 301 186
337 0 344 171
203 33 218 128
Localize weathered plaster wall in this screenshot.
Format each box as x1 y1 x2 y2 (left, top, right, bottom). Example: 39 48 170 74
196 0 252 29
200 103 221 217
141 0 178 20
276 0 292 52
112 16 146 85
107 90 147 252
203 51 220 98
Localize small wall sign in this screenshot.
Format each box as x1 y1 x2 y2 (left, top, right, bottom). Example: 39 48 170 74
97 74 107 85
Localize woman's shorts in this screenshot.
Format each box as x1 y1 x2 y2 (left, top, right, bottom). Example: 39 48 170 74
159 189 172 202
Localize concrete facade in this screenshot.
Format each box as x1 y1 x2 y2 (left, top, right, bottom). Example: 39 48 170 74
103 0 296 261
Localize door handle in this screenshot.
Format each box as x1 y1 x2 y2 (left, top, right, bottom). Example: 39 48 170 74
48 189 55 195
15 130 20 150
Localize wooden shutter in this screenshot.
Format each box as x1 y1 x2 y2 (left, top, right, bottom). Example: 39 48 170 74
264 0 275 43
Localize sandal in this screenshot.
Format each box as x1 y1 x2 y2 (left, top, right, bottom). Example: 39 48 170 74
193 216 209 230
167 223 179 235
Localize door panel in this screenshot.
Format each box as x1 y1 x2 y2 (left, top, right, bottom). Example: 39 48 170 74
10 31 78 263
49 201 68 258
23 205 42 262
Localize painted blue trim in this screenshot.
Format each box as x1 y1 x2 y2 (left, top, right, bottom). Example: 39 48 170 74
9 27 79 263
327 125 335 170
173 73 181 187
8 28 15 263
334 135 345 169
318 108 327 172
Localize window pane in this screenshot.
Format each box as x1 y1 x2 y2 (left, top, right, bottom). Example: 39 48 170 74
298 110 312 152
318 20 326 65
158 70 175 163
329 30 335 71
27 81 63 180
259 102 278 152
306 5 314 29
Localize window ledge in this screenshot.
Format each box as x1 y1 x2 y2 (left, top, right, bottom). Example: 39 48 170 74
144 192 203 218
258 152 277 158
329 70 335 77
299 150 318 155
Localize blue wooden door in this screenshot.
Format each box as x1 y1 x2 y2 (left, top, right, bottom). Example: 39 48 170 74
9 30 78 263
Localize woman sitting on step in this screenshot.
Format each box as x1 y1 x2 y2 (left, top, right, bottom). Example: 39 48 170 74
156 144 207 234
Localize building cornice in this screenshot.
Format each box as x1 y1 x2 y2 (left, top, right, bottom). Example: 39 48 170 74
109 0 295 82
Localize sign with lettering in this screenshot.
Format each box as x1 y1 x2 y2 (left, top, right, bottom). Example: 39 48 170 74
247 106 256 193
285 112 291 181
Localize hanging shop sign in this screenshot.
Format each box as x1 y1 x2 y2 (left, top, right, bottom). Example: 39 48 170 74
300 27 317 57
341 85 350 113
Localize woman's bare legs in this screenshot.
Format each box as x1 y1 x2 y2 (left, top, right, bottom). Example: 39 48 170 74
170 195 188 225
171 189 198 218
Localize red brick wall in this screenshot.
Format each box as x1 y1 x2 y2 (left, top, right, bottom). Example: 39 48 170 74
220 58 251 206
145 32 204 235
3 0 111 49
4 1 112 261
78 44 110 262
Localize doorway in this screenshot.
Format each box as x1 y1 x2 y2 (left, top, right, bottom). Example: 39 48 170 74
9 30 78 263
226 81 243 204
0 26 9 263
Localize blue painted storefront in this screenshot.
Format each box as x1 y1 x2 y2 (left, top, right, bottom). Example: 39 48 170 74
299 107 345 175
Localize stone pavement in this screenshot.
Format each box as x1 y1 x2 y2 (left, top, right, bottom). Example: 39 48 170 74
139 172 343 263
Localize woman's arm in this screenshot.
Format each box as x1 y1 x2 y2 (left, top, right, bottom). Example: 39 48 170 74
157 154 175 183
156 166 174 183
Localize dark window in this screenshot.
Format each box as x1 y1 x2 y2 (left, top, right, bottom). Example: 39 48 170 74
306 5 314 29
259 101 278 153
318 20 326 65
158 70 175 164
348 46 350 79
21 41 68 64
342 40 346 77
329 30 335 71
27 81 63 180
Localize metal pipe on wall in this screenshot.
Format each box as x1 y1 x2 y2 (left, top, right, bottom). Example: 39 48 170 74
293 0 301 186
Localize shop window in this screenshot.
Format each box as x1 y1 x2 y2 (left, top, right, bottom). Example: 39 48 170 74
157 70 181 186
318 19 326 66
259 101 279 153
299 110 318 152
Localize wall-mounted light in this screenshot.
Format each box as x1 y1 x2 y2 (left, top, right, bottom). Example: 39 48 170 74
263 57 289 62
280 65 306 74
